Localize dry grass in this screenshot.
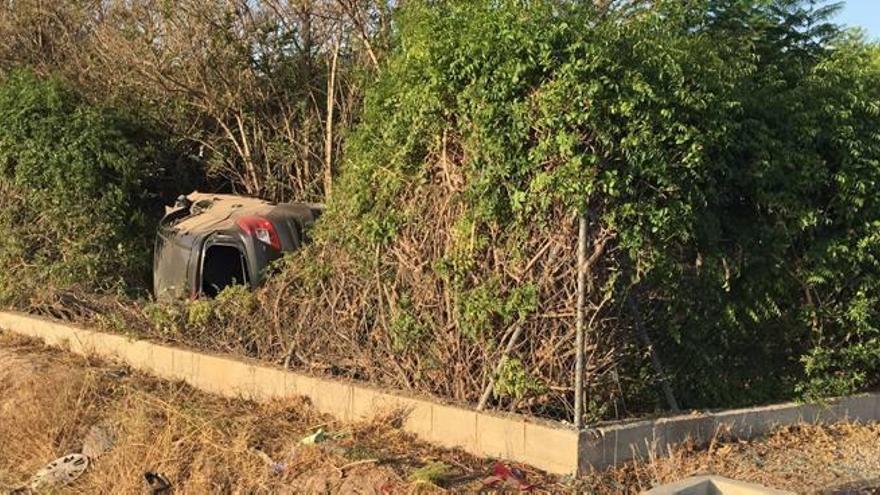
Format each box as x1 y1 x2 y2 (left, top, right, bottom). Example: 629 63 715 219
0 332 562 493
4 330 880 494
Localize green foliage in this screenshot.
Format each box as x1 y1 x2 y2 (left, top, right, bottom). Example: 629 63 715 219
143 284 260 347
318 0 880 409
494 357 547 401
407 462 453 486
185 285 257 333
389 295 429 352
187 299 216 328
2 0 876 416
798 341 880 400
144 302 185 336
793 37 880 398
276 247 334 285
214 284 258 319
0 70 174 302
457 280 537 341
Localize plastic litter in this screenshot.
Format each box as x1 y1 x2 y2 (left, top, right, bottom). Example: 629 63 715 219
481 461 537 491
27 454 89 491
144 471 172 494
300 428 327 445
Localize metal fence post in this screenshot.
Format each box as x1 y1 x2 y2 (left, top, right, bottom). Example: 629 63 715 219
574 213 588 428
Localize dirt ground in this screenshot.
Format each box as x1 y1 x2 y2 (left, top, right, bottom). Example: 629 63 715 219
3 331 880 494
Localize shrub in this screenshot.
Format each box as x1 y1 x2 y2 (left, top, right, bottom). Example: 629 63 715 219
794 38 880 398
0 70 177 303
270 0 880 418
144 302 185 336
214 284 258 321
187 300 216 329
494 358 547 401
389 295 429 352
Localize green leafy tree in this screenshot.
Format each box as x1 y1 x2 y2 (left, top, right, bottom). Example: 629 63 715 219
795 36 880 398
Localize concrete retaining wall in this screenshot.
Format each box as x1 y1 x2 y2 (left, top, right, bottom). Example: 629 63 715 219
581 388 880 471
2 311 879 476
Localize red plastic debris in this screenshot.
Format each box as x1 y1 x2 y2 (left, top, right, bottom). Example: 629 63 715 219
481 461 538 491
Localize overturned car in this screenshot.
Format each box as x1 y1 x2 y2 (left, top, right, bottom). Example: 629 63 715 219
153 192 322 301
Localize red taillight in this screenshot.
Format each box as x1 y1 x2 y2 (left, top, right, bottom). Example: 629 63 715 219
237 216 281 250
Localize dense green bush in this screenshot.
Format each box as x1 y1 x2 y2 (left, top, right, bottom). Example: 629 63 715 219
0 70 176 303
795 39 880 399
287 0 880 416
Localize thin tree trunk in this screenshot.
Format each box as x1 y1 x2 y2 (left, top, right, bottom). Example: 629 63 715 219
476 321 525 411
336 0 380 70
323 36 340 198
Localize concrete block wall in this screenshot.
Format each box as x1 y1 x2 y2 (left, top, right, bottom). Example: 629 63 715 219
3 311 879 477
580 394 880 471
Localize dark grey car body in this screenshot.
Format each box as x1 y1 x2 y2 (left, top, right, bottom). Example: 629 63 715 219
153 192 321 301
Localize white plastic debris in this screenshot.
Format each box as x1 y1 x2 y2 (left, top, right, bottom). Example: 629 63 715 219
300 428 327 445
28 454 89 490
